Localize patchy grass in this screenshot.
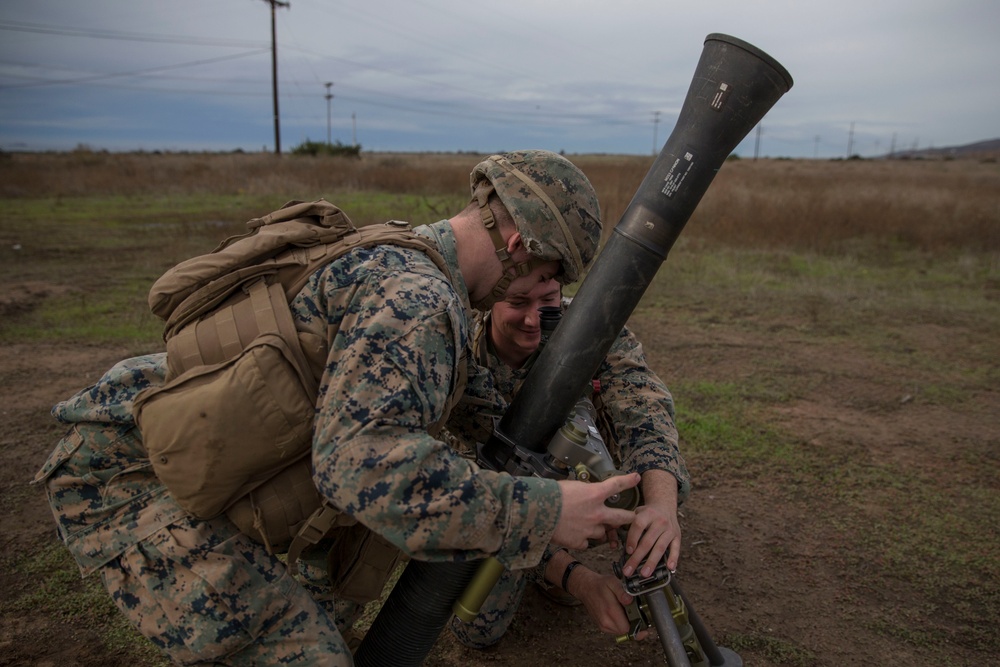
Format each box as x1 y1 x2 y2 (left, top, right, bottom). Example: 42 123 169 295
722 631 816 667
0 191 464 346
2 153 997 666
674 365 1000 657
641 235 999 660
674 379 799 473
2 543 168 666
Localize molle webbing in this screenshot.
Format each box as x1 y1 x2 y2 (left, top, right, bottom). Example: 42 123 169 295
152 199 453 378
137 199 461 549
168 278 313 389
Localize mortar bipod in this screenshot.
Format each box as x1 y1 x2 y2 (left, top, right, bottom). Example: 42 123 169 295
612 561 743 667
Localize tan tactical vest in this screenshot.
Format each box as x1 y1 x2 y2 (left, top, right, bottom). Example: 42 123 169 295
133 199 467 600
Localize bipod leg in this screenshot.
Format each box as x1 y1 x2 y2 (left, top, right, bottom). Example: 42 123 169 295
669 577 742 667
646 587 693 667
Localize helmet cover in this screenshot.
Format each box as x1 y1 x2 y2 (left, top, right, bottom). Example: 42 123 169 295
470 150 602 283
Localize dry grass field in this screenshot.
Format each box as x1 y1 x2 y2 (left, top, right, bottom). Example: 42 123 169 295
1 150 998 666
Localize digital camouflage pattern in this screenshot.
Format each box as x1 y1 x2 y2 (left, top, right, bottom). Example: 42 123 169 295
37 353 182 576
473 301 690 497
470 150 602 284
99 514 354 666
37 219 564 664
38 354 357 665
441 299 691 647
299 220 560 569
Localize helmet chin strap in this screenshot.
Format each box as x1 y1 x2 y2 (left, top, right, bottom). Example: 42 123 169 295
473 182 546 309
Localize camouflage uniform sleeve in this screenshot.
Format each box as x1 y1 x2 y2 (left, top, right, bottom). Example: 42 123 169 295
305 253 560 570
51 353 168 424
595 326 691 503
36 353 188 576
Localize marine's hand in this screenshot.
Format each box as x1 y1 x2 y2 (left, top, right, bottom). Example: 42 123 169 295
611 470 681 576
618 503 681 578
569 568 650 640
552 473 640 550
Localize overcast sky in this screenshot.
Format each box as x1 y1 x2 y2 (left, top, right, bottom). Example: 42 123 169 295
1 0 997 158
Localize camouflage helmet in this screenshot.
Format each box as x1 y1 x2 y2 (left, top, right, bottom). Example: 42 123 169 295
470 150 602 284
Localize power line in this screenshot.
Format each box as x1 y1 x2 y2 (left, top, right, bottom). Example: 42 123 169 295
0 19 266 48
303 1 554 93
0 49 270 90
1 15 655 133
0 10 696 151
0 58 656 129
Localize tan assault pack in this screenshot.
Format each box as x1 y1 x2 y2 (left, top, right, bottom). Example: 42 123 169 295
133 199 461 600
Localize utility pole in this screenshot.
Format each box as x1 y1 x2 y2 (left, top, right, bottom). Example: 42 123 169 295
325 82 333 146
262 0 289 155
652 111 660 156
754 124 762 161
351 112 357 147
847 121 855 158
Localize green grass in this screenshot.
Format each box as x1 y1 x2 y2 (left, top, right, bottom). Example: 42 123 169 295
674 379 799 473
637 241 999 406
721 631 816 667
675 376 1000 656
0 191 465 346
2 542 168 665
3 277 164 345
4 171 998 664
644 241 999 331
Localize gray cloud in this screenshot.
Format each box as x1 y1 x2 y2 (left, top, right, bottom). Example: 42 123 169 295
1 0 997 156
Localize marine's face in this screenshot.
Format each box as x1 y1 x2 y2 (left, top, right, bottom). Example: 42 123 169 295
490 276 561 368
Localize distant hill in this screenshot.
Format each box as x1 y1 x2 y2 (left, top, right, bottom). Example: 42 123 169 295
889 138 1000 160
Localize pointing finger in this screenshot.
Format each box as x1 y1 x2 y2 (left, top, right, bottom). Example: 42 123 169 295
601 472 641 496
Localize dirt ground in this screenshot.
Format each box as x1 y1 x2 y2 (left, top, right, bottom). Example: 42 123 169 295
1 281 996 666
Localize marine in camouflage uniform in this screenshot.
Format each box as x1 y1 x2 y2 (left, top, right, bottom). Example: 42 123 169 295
36 150 640 666
37 353 354 664
446 292 690 648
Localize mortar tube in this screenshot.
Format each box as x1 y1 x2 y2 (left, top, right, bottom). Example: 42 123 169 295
354 559 480 667
488 33 793 459
358 33 792 664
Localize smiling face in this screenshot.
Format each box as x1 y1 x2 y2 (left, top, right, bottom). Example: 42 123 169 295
489 276 562 369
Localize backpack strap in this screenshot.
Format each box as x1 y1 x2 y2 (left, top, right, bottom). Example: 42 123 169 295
144 200 467 567
285 502 356 575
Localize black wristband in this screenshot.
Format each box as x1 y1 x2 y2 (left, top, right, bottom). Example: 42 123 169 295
541 546 567 569
561 560 582 593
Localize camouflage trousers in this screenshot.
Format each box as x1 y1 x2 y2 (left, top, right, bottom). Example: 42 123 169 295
98 513 524 663
448 566 527 649
41 419 524 663
99 516 358 666
40 420 361 666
